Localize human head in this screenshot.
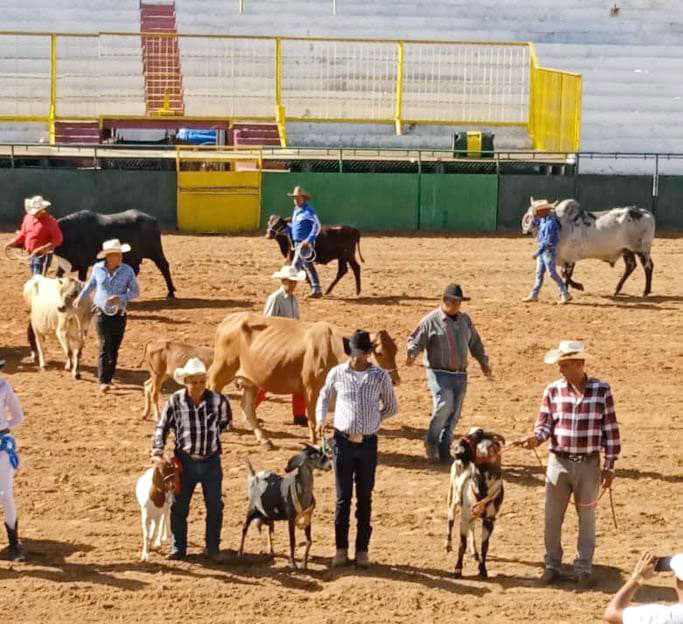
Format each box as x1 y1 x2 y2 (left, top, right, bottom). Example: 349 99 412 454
97 239 131 269
544 340 590 383
272 265 306 293
441 282 470 315
174 357 207 399
345 329 374 364
287 186 311 208
24 195 51 218
530 197 556 218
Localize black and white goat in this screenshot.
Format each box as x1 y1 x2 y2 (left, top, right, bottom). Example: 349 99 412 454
445 427 505 578
238 443 332 569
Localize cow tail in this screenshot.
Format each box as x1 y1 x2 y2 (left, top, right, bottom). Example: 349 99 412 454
356 234 365 263
139 342 150 368
245 456 255 478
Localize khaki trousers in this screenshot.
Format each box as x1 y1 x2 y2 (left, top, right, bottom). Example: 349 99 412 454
544 451 600 574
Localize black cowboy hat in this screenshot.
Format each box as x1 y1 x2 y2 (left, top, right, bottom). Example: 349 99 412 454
443 282 470 301
343 329 374 356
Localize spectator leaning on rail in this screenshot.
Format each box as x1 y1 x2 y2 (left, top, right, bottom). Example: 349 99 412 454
0 359 26 561
316 330 398 569
4 195 63 276
287 186 322 299
405 282 492 464
516 340 621 588
604 552 683 624
522 198 572 305
255 264 308 425
74 239 139 394
151 357 232 563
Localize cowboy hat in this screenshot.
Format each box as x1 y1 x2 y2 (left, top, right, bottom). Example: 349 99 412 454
272 265 306 281
343 329 375 357
443 282 471 301
173 357 207 384
544 340 592 365
24 195 51 216
530 197 558 215
286 186 311 199
96 238 132 259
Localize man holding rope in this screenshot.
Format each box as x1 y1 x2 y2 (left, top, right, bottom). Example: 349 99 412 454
287 186 322 299
516 340 621 588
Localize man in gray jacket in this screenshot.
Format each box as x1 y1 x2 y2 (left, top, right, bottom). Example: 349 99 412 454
406 283 492 463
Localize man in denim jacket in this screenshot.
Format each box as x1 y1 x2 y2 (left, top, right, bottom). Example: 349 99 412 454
523 200 572 304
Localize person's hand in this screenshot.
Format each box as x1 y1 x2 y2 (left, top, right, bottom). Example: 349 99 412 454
601 469 615 489
150 454 163 465
107 295 120 306
481 363 493 379
72 297 80 309
532 252 538 259
405 355 415 367
301 240 311 249
518 435 539 450
316 423 326 440
631 552 657 584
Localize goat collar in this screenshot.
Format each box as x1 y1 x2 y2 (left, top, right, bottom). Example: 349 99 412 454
290 479 315 529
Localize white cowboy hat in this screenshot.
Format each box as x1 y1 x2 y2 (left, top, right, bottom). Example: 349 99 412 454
173 357 207 384
272 265 306 281
24 195 51 216
286 186 311 199
530 197 558 215
669 554 683 581
96 238 132 259
544 340 592 365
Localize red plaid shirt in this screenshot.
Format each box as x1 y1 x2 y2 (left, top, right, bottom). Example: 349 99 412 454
534 377 621 470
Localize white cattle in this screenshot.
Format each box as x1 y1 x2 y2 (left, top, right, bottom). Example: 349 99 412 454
522 198 656 296
22 275 94 379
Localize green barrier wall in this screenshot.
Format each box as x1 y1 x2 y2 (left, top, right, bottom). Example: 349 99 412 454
420 174 497 231
0 170 177 228
497 175 577 232
262 172 498 231
656 176 683 230
576 175 653 212
262 172 419 231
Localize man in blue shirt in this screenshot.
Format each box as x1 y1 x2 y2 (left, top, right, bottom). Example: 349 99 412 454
75 239 139 393
287 186 322 298
523 200 572 304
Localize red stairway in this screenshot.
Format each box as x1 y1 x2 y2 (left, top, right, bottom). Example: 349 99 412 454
139 2 184 115
232 123 282 147
54 121 101 144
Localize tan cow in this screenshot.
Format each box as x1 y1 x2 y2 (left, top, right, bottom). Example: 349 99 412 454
141 340 214 420
207 312 399 449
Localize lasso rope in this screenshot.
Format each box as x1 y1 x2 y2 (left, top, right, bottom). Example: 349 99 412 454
0 434 20 470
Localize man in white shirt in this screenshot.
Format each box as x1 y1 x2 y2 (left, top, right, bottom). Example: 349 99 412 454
604 552 683 624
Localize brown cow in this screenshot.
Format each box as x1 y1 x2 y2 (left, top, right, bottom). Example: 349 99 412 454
141 340 214 420
207 312 399 449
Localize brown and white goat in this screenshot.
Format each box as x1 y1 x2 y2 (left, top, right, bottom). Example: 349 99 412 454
445 427 505 578
135 457 179 561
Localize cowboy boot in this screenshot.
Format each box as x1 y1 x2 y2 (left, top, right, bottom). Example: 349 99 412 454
5 521 26 562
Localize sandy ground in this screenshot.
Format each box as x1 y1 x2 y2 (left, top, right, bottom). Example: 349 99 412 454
1 232 682 624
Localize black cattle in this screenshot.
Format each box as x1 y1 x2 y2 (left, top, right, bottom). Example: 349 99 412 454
55 210 176 298
265 214 364 296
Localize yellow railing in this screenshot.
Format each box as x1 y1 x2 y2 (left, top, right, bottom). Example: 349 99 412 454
0 32 581 152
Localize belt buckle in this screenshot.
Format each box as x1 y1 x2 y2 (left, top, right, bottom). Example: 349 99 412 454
348 432 363 443
567 454 583 463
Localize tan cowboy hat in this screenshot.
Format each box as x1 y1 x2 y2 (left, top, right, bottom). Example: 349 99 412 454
96 238 132 259
544 340 592 365
287 186 311 199
24 195 51 216
272 265 306 281
173 357 207 384
530 197 558 215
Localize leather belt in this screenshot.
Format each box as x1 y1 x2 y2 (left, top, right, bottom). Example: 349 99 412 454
0 428 9 436
551 450 599 463
334 429 377 444
187 452 217 461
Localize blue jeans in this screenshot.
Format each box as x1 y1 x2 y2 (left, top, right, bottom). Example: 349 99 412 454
425 369 468 460
171 452 224 555
29 253 52 275
293 240 321 293
531 248 568 298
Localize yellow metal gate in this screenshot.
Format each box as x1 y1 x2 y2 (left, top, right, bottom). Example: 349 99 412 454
176 148 263 233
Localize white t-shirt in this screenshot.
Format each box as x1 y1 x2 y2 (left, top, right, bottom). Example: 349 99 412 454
623 603 683 624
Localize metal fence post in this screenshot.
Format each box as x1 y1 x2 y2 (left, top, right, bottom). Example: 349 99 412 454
416 151 422 230
275 38 288 147
49 34 57 145
394 41 404 136
652 153 659 214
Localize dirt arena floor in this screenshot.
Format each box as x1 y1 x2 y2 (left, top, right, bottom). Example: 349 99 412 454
1 232 682 624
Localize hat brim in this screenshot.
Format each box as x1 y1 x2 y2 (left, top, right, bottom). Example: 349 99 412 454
173 368 207 384
287 192 311 199
544 350 591 365
272 270 306 281
443 295 471 302
97 243 131 259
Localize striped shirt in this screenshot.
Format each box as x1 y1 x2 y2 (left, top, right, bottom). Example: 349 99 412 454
153 389 232 457
406 308 488 372
534 377 621 470
80 261 139 314
0 379 24 431
315 362 398 435
263 287 300 319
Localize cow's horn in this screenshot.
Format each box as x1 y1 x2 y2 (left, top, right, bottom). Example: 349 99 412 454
552 200 559 207
530 196 535 204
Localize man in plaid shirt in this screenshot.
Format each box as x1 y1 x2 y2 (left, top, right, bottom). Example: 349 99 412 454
518 340 621 588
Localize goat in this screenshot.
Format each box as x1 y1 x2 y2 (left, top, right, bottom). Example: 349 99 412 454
135 457 180 562
445 427 505 579
238 443 332 569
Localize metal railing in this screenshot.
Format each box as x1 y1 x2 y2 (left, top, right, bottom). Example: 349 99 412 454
0 30 581 153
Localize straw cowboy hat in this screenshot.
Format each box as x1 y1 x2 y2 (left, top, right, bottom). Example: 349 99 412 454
96 238 132 259
173 357 207 384
24 195 51 216
272 265 306 281
544 340 592 365
530 197 559 215
287 186 311 199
